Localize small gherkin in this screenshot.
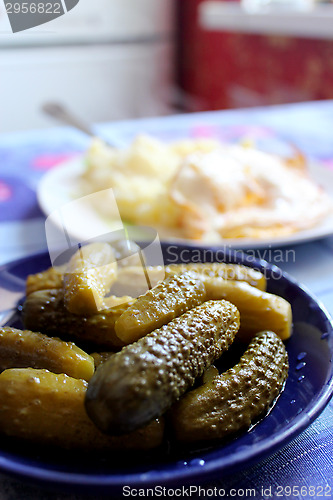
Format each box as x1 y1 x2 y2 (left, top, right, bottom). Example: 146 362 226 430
170 330 289 442
85 300 240 435
114 272 207 343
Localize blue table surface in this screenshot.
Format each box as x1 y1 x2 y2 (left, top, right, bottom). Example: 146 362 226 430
0 100 333 499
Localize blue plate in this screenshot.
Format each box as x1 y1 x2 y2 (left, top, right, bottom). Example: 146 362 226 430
0 245 333 494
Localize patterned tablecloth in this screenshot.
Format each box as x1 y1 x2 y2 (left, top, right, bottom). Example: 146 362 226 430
0 100 333 499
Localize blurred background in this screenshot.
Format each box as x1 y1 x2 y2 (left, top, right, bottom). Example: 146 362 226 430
1 0 333 133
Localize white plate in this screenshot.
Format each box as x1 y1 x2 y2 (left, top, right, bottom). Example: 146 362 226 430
37 156 333 249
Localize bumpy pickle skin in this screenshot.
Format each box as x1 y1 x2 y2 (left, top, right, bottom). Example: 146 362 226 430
165 263 266 291
63 242 118 316
114 272 206 343
26 265 65 295
0 368 164 450
85 300 240 435
204 278 292 341
113 262 266 298
22 289 134 349
169 330 289 443
0 327 94 381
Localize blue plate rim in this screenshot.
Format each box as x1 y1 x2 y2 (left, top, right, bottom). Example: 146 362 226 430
0 248 332 491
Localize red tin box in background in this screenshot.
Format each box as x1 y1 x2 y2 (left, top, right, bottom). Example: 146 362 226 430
177 0 333 111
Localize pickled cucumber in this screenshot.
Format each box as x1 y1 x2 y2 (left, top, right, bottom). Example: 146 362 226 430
22 289 134 349
85 300 240 435
204 278 292 341
165 263 266 291
114 272 206 343
63 242 118 315
26 265 64 295
170 330 288 442
113 262 266 298
0 368 164 450
0 327 94 381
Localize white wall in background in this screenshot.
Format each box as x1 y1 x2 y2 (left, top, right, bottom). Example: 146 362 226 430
0 0 175 133
0 42 174 132
0 0 174 45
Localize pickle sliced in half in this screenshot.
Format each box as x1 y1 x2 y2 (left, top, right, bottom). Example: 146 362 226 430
63 242 118 316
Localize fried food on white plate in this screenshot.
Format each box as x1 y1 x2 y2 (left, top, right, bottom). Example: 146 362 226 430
170 146 333 240
79 136 333 242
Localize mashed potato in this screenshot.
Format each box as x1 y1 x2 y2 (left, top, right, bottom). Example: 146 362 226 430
78 135 333 242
